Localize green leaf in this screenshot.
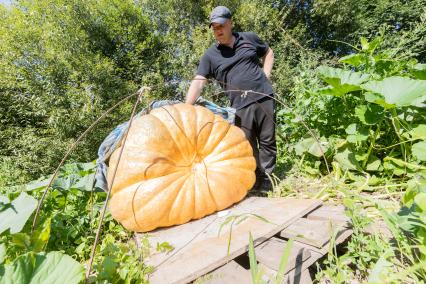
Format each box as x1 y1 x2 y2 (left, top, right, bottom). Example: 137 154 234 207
366 156 382 172
367 251 393 283
355 104 384 125
275 239 294 284
25 177 51 191
317 66 370 96
11 233 31 250
99 256 118 281
345 124 369 143
0 251 84 284
0 192 38 235
339 53 366 67
383 157 426 176
415 193 426 212
412 141 426 161
294 137 328 157
412 63 426 80
345 124 357 135
248 232 258 283
0 244 5 264
318 86 345 97
408 125 426 140
31 218 51 252
334 147 362 171
403 187 417 207
362 77 426 107
367 37 382 53
402 178 426 206
364 92 394 109
26 162 96 192
360 37 369 50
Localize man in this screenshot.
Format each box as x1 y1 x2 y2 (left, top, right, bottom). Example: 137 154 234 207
185 6 276 191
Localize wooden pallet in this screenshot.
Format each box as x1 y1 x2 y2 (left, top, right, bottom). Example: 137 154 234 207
142 197 352 284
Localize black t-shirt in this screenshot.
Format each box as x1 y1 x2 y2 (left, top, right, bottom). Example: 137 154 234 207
196 32 273 109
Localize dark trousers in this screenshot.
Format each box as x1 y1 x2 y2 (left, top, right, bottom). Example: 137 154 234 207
234 97 276 180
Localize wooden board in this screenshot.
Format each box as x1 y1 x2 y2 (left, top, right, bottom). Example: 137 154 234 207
256 228 353 283
144 197 322 284
295 228 353 255
199 260 252 284
254 237 311 272
280 218 346 248
299 269 313 284
258 261 317 284
306 205 351 226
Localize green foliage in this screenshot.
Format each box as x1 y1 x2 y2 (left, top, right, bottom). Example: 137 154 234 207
0 192 37 235
287 36 426 178
0 0 162 184
89 234 151 283
0 251 84 284
314 191 426 283
25 162 97 192
0 162 152 282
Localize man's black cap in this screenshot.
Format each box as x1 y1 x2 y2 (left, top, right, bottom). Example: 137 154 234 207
209 6 232 28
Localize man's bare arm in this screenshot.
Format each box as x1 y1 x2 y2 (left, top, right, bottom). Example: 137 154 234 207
262 47 274 80
185 75 208 104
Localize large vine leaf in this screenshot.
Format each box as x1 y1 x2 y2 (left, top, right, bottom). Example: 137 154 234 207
317 66 370 96
366 156 382 172
407 125 426 140
360 36 382 53
0 192 37 235
364 92 394 109
412 63 426 80
26 162 96 192
0 244 5 264
412 141 426 161
339 53 366 67
0 251 84 284
345 123 369 143
355 104 384 125
362 77 426 107
334 147 362 171
294 137 328 157
415 193 426 212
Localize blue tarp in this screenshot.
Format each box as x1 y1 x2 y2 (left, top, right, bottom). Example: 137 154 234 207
94 97 235 192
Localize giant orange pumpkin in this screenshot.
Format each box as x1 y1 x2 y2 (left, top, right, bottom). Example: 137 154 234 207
107 103 256 232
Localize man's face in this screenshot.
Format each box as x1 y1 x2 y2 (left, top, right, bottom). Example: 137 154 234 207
211 20 232 44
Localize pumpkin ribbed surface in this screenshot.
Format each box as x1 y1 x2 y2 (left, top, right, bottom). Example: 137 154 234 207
107 103 256 232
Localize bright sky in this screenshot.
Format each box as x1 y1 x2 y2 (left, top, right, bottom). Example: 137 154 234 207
0 0 12 6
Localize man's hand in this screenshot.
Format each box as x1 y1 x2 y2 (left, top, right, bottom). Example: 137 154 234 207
262 47 274 81
185 75 208 104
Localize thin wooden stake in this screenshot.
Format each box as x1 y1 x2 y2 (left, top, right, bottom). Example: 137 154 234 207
84 87 148 282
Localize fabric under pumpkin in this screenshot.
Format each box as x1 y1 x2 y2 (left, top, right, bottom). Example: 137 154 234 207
107 103 256 232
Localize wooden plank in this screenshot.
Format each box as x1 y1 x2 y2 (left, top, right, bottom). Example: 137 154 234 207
144 197 322 284
259 228 353 283
257 250 320 284
200 226 348 284
306 205 351 226
200 260 252 284
254 237 311 273
280 218 346 248
294 228 353 255
299 269 313 284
